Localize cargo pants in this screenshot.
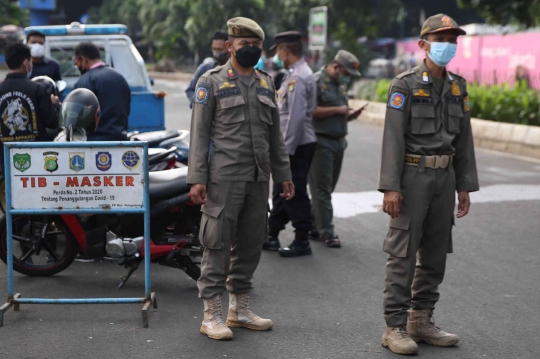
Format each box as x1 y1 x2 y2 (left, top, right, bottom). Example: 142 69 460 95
197 180 269 299
383 164 456 326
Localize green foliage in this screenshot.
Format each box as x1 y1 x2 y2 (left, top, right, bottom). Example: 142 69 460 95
458 0 540 28
0 0 29 27
357 79 540 126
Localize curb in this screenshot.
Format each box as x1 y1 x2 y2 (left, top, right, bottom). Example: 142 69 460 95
349 99 540 159
148 71 193 82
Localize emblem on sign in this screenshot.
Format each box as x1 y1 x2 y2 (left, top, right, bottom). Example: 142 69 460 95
122 150 140 169
96 151 112 171
13 153 31 172
451 82 461 96
69 152 85 171
43 151 59 173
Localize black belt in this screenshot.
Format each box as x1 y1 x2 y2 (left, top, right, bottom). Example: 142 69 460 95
316 133 345 141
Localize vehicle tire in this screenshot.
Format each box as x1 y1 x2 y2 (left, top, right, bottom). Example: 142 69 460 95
0 215 79 276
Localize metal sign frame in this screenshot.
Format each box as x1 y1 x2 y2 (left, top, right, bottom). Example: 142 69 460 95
0 141 157 328
308 6 328 51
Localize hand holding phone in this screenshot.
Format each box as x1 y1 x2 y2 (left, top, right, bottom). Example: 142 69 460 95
348 103 369 119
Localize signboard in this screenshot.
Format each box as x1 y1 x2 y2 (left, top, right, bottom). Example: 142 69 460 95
9 145 144 210
309 6 328 51
19 0 57 11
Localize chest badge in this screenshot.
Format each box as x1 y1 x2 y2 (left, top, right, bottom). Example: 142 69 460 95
288 79 297 92
451 81 461 96
413 89 430 97
219 81 235 89
227 69 235 78
422 71 429 83
260 78 269 89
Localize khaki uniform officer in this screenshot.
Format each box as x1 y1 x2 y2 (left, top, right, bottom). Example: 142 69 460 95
187 17 293 341
378 14 479 355
309 50 363 248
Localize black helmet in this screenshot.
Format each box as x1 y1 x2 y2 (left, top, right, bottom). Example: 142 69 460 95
60 88 100 135
32 76 58 97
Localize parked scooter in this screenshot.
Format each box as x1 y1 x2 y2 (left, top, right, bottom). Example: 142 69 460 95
0 89 202 287
128 130 190 166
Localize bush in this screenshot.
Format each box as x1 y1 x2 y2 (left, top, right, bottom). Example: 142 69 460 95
357 79 540 126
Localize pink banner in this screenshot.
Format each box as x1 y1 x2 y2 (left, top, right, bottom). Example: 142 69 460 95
397 32 540 89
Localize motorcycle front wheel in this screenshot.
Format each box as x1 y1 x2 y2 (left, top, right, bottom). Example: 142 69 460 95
0 215 79 276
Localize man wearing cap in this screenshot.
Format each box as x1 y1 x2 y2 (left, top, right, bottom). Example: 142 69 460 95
187 17 293 341
378 14 479 355
309 50 363 248
263 31 317 257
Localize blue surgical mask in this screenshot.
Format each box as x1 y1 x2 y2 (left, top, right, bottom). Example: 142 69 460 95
26 64 33 78
272 54 284 69
424 41 457 67
338 74 352 86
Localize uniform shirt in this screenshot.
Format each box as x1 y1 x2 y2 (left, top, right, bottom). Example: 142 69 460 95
0 73 58 166
74 65 131 141
187 61 291 185
186 57 218 108
277 58 317 155
378 60 479 193
30 57 62 81
313 65 349 138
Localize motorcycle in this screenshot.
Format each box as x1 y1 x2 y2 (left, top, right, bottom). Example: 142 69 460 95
128 130 190 166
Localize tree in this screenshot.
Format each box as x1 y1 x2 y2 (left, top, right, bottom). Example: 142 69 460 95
458 0 540 28
0 0 29 27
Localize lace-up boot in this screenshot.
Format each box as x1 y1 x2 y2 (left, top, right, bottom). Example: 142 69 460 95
407 309 459 346
381 324 418 355
226 293 273 330
200 295 233 340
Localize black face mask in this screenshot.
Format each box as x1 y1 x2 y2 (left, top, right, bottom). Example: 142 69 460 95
213 51 229 65
234 46 262 68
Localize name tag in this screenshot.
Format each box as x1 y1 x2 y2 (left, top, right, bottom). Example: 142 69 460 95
256 87 274 98
218 87 242 99
446 96 462 104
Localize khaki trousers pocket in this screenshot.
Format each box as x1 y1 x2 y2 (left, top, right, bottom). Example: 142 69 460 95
383 216 411 258
200 200 225 249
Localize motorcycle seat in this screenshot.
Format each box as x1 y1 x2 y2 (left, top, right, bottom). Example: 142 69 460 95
130 130 180 147
149 167 190 199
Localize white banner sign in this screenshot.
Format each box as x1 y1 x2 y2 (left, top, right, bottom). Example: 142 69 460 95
9 146 145 210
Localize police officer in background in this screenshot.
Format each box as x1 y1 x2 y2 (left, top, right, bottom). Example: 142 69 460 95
26 31 62 81
186 30 230 108
264 31 317 257
378 14 479 355
309 50 363 248
188 17 293 341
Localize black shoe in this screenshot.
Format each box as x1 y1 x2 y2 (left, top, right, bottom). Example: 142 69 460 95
263 236 280 252
278 241 312 257
308 230 320 240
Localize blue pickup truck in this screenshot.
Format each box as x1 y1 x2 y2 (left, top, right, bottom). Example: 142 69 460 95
24 22 166 133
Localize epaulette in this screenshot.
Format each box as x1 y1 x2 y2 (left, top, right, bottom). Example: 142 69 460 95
208 65 223 74
257 68 271 77
396 69 415 79
449 71 466 82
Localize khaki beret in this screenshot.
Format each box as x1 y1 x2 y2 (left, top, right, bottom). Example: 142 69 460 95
334 50 361 77
227 17 265 40
420 13 466 37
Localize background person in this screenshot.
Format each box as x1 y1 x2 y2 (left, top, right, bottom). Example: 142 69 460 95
26 30 62 81
186 30 230 108
187 17 293 341
309 50 363 248
73 42 130 141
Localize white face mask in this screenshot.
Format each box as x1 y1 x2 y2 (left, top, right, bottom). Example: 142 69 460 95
29 43 45 58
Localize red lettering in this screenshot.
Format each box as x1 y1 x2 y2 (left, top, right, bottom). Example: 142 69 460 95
38 177 47 187
115 176 123 186
20 177 29 188
93 176 101 187
81 177 91 187
31 177 35 187
104 176 113 186
126 176 134 186
66 177 79 187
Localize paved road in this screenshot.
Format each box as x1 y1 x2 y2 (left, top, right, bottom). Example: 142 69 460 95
1 79 539 359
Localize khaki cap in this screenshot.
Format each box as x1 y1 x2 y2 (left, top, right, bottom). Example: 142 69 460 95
227 17 265 40
420 13 466 37
334 50 361 77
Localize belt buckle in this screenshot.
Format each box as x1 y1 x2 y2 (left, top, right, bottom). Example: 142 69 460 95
434 156 444 169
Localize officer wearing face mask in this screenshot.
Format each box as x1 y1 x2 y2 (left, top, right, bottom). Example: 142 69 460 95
186 30 230 108
187 17 293 341
26 31 62 82
378 14 479 355
309 50 362 249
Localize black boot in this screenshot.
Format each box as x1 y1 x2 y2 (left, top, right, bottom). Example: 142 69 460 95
263 235 280 252
278 230 312 258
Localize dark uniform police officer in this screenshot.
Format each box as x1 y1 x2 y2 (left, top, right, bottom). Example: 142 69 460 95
186 30 230 108
309 50 363 248
187 17 293 341
264 31 317 257
378 14 479 355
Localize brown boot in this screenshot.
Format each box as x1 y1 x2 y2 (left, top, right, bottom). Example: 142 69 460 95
226 293 273 331
381 324 419 355
407 309 459 346
200 295 233 340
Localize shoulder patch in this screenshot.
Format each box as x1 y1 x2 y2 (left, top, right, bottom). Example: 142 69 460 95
388 87 409 111
396 70 415 80
463 95 470 112
194 82 211 105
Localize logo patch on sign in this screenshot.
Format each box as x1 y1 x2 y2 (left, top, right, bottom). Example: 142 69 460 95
390 92 405 109
13 153 31 172
463 96 470 112
451 82 461 96
122 150 140 170
194 83 210 105
43 151 59 173
96 151 112 171
69 152 85 171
